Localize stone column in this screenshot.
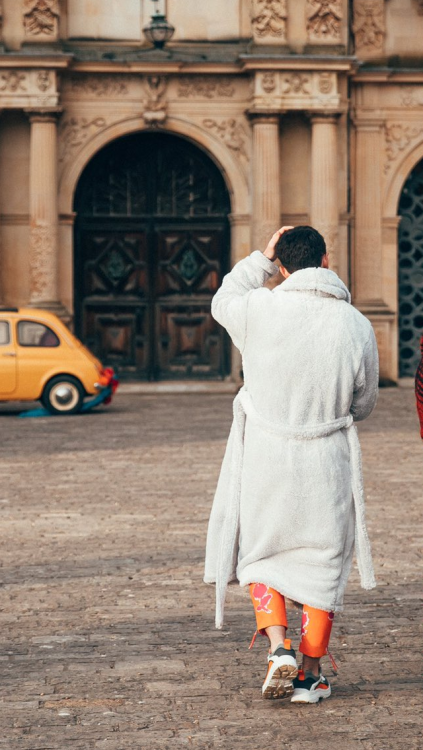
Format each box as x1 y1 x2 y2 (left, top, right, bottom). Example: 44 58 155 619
251 115 281 251
353 118 384 305
27 108 66 314
310 113 340 274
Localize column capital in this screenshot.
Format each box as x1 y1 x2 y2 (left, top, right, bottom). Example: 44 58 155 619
25 107 63 124
308 111 342 125
247 111 282 125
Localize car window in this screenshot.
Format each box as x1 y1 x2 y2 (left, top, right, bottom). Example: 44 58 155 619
0 320 10 345
18 321 60 348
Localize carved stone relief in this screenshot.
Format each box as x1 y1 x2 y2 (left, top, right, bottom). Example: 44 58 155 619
0 72 27 93
283 73 311 95
400 86 423 108
384 122 423 173
59 117 108 163
0 69 58 107
29 224 57 303
251 0 287 42
416 0 423 14
177 76 235 99
253 70 340 111
23 0 59 40
261 72 277 94
306 0 343 43
203 119 250 162
143 75 167 124
352 0 385 53
66 75 129 98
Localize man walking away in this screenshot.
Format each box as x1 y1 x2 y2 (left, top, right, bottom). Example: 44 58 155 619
204 226 379 703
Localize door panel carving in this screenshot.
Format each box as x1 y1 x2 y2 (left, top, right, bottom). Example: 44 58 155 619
74 133 230 380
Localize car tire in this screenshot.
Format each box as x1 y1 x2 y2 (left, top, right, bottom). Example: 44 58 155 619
41 375 85 415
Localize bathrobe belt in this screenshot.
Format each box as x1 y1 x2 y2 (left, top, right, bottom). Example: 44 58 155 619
215 387 376 629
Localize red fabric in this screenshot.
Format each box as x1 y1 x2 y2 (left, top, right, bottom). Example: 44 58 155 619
415 335 423 440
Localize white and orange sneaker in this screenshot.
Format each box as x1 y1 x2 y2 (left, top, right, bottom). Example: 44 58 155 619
291 669 331 703
262 639 298 700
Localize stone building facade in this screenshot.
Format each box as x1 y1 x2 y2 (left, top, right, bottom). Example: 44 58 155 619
1 0 423 383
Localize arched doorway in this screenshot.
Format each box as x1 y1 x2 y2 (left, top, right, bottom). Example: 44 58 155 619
74 132 231 380
398 159 423 377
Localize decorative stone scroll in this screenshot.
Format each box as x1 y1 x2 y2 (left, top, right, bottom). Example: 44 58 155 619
306 0 343 43
252 70 340 112
384 122 423 173
251 0 287 43
0 69 58 108
59 117 108 163
177 76 235 99
23 0 59 40
352 0 385 54
65 75 129 98
203 119 250 162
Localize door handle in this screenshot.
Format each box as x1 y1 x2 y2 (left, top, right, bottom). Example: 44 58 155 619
2 352 16 357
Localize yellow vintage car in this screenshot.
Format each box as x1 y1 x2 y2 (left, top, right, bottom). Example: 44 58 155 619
0 307 117 415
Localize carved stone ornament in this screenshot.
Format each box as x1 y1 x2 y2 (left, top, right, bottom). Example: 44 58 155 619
252 70 339 112
318 72 334 94
29 224 57 302
177 76 235 99
261 72 277 93
384 122 423 172
143 75 167 125
283 73 311 95
24 0 59 38
59 117 107 163
67 75 129 98
416 0 423 14
306 0 343 42
401 86 423 108
0 71 27 93
36 71 53 92
203 119 249 162
251 0 287 41
0 69 59 108
352 0 385 52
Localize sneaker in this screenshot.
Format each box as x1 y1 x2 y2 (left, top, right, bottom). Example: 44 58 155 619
291 669 331 704
262 639 298 700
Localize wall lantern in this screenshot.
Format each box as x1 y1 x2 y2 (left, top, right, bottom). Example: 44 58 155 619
143 0 175 49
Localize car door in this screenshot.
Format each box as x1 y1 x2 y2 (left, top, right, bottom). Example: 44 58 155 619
0 318 17 394
16 319 62 399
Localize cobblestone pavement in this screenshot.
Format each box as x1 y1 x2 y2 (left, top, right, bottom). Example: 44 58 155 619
0 388 422 750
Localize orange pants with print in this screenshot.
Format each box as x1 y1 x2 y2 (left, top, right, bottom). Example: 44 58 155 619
249 583 334 658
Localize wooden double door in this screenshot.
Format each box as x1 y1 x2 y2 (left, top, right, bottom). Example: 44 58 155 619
74 133 231 380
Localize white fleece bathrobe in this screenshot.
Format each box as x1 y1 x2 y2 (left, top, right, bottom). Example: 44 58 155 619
204 251 379 628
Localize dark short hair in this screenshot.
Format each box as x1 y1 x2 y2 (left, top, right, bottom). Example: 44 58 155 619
275 226 326 273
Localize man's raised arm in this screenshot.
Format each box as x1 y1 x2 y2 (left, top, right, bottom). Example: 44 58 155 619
211 227 293 352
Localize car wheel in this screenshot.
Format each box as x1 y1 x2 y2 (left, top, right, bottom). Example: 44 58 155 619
41 375 84 415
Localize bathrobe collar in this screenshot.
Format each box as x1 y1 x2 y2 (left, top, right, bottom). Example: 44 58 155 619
278 267 351 304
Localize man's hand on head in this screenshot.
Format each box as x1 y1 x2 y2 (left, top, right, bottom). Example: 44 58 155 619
263 226 294 262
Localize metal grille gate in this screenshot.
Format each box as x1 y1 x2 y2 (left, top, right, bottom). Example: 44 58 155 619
398 159 423 377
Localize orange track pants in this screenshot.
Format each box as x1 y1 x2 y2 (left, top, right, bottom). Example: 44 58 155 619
249 583 334 659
